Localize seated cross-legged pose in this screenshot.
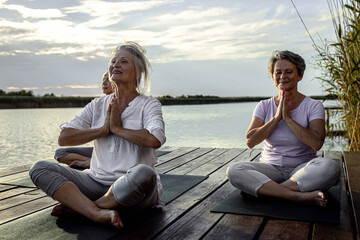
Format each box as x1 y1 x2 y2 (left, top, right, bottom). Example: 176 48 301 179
227 50 340 207
29 41 166 228
54 71 114 169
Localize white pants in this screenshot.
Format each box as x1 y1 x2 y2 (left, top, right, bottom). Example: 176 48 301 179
226 157 340 197
29 161 159 208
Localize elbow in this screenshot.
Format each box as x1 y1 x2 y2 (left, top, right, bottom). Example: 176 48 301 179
150 138 161 149
312 137 325 151
144 134 161 148
58 137 67 146
58 131 70 146
312 142 323 151
245 133 255 149
246 139 255 149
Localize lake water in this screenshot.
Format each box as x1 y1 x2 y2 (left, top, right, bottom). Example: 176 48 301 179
0 102 347 170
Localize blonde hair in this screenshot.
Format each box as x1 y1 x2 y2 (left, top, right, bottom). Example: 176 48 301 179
111 41 151 94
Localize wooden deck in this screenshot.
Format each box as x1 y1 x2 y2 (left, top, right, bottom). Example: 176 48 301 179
0 147 359 240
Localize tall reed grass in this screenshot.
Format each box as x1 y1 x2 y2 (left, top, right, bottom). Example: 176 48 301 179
313 0 360 151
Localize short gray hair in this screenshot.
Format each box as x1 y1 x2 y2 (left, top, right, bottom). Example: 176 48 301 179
268 50 306 77
112 41 151 93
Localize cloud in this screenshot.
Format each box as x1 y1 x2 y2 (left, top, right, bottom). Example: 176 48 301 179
2 3 65 19
23 87 39 90
6 86 20 90
274 5 286 17
44 86 64 89
64 85 100 89
152 7 232 22
0 0 334 64
64 0 168 27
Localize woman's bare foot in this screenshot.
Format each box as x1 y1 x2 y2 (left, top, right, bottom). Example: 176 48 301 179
69 159 90 169
51 203 76 217
298 190 327 207
94 209 123 229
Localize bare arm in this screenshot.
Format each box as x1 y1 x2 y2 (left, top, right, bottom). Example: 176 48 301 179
246 95 284 148
284 118 325 151
111 127 161 148
58 127 108 146
58 104 111 146
246 116 280 148
282 95 325 151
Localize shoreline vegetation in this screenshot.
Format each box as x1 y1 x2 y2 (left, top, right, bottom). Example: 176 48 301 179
0 91 336 109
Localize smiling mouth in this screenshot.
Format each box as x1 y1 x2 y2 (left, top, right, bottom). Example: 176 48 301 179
112 70 122 75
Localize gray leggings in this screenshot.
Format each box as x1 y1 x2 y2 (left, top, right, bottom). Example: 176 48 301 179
29 161 159 208
54 147 93 161
226 157 340 197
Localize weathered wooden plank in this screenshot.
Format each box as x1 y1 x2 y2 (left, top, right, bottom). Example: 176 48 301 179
312 151 354 240
166 148 229 175
188 148 247 176
0 189 46 211
0 196 56 225
156 148 215 173
259 220 310 240
156 147 198 165
190 149 263 240
0 164 32 177
112 149 260 240
153 182 237 240
0 185 16 192
0 187 37 201
343 151 360 239
202 214 263 240
0 171 29 183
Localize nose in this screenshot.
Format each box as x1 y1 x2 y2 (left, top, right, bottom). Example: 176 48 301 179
112 59 120 68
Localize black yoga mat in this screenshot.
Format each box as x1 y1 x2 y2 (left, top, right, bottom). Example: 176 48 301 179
0 207 121 240
211 183 340 224
0 174 207 240
159 174 208 204
156 150 171 157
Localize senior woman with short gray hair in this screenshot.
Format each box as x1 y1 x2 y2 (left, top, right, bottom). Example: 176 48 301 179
227 50 340 207
29 41 166 228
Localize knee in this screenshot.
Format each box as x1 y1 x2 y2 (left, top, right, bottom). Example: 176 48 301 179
312 158 341 179
29 161 56 182
128 164 156 186
29 161 48 177
226 163 237 181
226 162 249 181
54 148 68 161
324 158 341 179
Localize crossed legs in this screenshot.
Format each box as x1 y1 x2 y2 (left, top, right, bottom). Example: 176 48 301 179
29 162 158 228
226 157 340 207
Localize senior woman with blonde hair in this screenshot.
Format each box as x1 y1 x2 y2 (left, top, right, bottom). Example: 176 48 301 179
29 41 166 228
227 50 340 207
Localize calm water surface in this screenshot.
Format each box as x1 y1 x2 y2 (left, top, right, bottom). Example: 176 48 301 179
0 102 346 169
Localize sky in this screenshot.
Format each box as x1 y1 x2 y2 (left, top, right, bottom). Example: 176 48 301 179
0 0 337 97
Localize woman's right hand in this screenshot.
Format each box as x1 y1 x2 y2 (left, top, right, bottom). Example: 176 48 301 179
102 103 111 135
274 91 284 122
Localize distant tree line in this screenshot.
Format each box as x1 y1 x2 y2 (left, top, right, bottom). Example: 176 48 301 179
0 89 56 97
0 89 35 97
0 89 336 109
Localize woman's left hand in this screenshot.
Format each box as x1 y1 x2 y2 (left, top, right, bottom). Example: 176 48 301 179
281 92 292 122
109 97 127 133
